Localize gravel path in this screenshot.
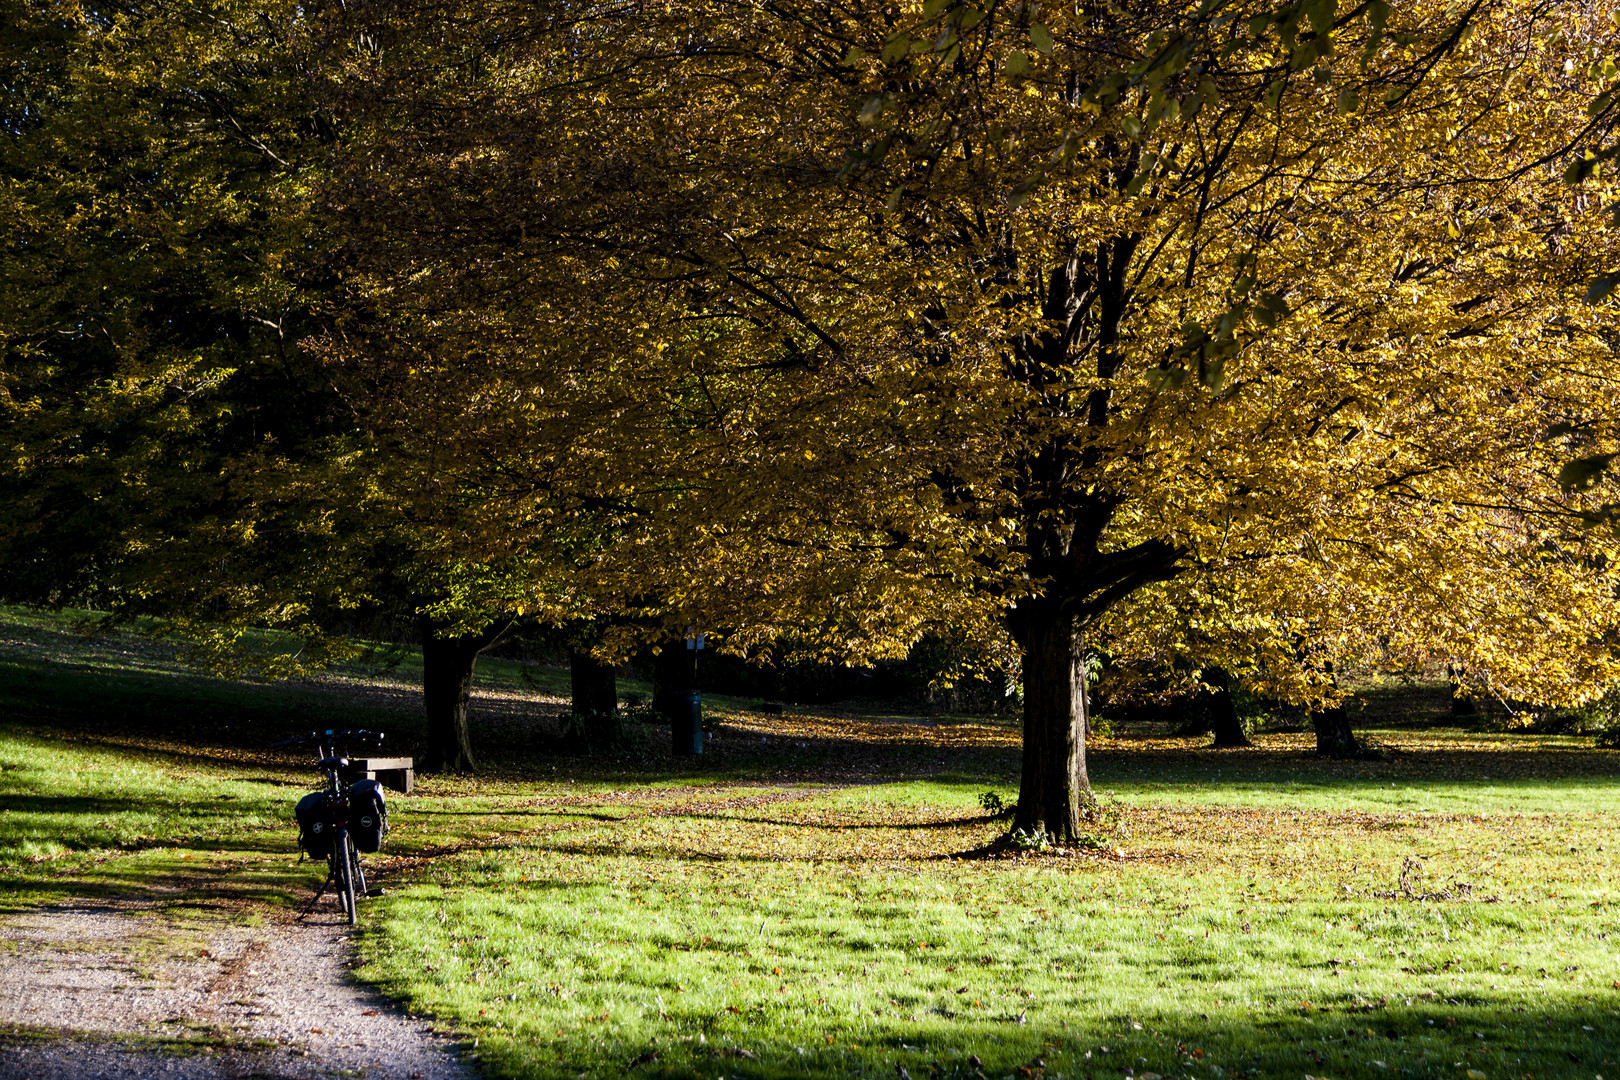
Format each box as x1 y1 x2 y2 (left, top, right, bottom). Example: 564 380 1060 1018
0 900 477 1080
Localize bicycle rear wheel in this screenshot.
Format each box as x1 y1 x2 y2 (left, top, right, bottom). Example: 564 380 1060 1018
333 827 359 925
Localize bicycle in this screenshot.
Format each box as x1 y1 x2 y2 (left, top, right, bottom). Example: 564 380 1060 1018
274 728 390 925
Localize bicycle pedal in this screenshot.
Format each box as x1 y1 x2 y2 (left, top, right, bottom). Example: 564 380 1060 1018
365 888 386 897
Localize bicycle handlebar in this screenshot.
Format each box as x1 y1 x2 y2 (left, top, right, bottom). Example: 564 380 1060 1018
271 729 385 750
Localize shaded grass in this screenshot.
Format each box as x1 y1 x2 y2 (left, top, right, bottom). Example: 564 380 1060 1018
0 1018 279 1056
0 610 422 747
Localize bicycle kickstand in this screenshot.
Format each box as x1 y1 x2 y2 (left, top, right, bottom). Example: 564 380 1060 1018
298 869 335 921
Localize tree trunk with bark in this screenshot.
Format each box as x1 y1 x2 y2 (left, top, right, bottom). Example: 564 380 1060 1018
1011 602 1091 843
1312 703 1360 758
419 618 504 773
654 640 703 754
1310 661 1361 758
570 647 620 749
651 642 693 719
1205 667 1253 748
999 243 1181 845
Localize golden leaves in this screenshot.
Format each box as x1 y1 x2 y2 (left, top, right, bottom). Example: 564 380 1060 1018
307 0 1620 721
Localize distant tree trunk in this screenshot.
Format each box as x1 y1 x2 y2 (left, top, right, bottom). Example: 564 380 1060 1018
1011 600 1091 843
1205 667 1253 748
1313 703 1360 757
653 642 694 722
1302 659 1360 758
570 647 619 748
1176 699 1213 737
419 617 505 773
1447 663 1478 717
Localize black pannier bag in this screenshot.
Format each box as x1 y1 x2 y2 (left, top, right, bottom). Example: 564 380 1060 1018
348 778 389 853
295 791 333 858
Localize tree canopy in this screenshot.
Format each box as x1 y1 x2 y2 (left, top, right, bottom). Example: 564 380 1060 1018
314 0 1620 834
0 0 360 660
7 0 1620 816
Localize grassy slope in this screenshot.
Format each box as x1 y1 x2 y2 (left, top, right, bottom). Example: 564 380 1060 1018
1 607 1617 1080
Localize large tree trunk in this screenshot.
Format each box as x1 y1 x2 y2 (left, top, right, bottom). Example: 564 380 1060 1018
570 647 620 749
1012 604 1091 843
1205 667 1253 748
419 618 503 773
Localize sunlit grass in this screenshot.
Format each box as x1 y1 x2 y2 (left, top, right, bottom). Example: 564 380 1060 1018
356 770 1620 1080
0 730 296 864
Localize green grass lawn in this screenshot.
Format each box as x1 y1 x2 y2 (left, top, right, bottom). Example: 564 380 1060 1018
2 607 1618 1080
356 766 1620 1080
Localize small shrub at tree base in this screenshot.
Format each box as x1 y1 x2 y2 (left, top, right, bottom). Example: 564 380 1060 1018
612 711 653 752
979 791 1013 818
556 709 652 755
1231 683 1292 732
555 711 589 745
1008 827 1051 852
621 702 662 730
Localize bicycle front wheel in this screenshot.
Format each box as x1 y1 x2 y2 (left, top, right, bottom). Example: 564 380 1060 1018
333 827 359 926
350 840 366 901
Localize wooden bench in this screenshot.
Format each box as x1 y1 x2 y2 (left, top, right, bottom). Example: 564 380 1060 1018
342 756 416 795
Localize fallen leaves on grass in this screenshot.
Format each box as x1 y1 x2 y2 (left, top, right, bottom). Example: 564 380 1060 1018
722 712 1019 750
1370 856 1499 903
